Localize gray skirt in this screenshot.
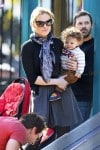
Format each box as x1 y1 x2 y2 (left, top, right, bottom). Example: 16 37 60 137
33 85 83 128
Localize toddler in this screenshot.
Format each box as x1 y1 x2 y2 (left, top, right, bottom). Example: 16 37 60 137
49 26 85 101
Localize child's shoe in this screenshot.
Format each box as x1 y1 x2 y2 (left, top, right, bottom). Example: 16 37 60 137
49 90 61 101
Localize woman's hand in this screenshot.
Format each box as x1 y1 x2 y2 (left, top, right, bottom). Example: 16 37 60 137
56 75 68 90
67 55 77 71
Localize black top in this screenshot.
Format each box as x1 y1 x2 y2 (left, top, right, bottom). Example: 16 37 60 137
71 38 94 102
21 37 63 95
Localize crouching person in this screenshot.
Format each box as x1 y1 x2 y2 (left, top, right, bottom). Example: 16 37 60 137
0 113 45 150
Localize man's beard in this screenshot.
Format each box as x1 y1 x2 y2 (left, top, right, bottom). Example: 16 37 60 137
83 32 91 38
82 29 92 38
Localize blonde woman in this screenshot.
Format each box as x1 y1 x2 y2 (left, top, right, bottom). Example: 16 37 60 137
21 7 83 147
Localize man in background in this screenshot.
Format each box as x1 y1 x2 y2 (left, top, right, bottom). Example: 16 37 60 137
71 10 94 121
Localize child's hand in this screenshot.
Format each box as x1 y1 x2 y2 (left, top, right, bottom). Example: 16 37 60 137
75 73 81 78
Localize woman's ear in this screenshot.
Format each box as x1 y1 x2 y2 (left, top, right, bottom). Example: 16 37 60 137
31 23 36 32
91 22 93 29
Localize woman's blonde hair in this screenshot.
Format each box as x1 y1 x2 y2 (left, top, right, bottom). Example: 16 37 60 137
30 7 54 31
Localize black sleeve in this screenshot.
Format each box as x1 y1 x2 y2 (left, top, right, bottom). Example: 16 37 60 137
21 40 40 87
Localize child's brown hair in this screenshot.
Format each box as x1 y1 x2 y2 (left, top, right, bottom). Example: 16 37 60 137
61 26 83 45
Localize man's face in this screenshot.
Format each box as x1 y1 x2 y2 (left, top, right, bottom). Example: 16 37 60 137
74 15 93 38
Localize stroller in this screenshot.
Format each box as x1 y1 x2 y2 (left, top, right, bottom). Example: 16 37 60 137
0 77 31 118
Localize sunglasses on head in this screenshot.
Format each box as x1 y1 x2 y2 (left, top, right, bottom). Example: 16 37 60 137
35 19 53 27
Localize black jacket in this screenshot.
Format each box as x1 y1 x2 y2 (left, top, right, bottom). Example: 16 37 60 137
71 38 94 102
21 37 63 95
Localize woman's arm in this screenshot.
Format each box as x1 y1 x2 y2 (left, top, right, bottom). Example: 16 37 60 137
35 75 68 90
